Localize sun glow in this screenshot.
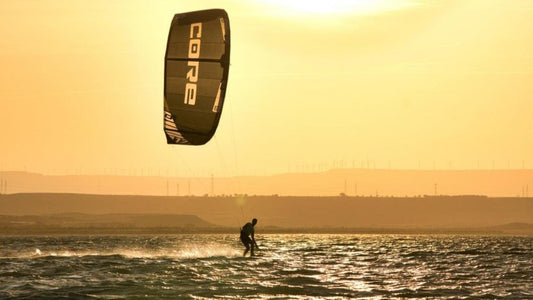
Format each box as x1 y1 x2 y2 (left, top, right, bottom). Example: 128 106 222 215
259 0 419 16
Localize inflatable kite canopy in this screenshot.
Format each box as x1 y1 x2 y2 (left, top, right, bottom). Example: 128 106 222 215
164 9 230 145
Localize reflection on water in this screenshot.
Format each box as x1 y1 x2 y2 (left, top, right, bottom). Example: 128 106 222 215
0 234 532 299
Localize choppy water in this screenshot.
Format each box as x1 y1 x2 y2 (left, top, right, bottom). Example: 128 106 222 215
0 234 532 299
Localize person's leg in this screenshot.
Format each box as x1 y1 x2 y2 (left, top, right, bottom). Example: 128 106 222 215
250 242 255 256
243 242 250 257
241 234 248 257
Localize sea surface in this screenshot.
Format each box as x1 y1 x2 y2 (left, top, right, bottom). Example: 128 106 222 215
0 234 532 299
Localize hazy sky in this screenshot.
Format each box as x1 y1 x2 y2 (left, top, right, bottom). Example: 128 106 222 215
1 0 532 176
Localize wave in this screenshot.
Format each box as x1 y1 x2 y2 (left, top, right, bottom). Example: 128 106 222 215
1 243 240 260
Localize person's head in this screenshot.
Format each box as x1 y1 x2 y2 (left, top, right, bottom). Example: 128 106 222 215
252 218 257 226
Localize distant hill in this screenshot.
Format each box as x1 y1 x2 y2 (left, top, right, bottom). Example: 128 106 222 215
1 193 532 232
0 213 213 228
487 222 533 234
0 213 216 234
0 213 531 235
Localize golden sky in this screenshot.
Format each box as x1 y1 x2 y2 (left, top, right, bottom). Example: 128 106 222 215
0 0 532 176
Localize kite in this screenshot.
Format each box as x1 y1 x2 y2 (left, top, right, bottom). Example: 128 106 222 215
164 9 230 145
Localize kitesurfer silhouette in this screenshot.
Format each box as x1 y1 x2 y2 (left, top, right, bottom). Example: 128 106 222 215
240 218 259 257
